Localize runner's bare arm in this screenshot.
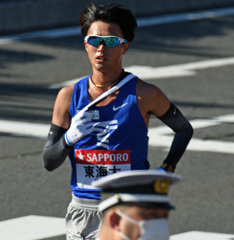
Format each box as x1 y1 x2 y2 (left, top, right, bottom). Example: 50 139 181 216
42 85 74 171
52 85 74 128
137 80 193 172
136 80 171 126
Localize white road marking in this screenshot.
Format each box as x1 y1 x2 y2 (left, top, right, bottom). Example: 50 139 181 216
48 57 234 89
0 215 233 240
1 7 234 45
171 231 234 240
0 215 65 240
0 26 81 45
126 57 234 80
148 114 234 154
0 120 49 138
49 76 84 89
149 133 234 155
138 7 234 27
0 114 234 155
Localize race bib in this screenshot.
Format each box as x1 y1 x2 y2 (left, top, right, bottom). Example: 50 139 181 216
75 149 131 185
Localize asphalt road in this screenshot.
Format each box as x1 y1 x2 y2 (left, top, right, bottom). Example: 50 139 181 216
0 13 234 239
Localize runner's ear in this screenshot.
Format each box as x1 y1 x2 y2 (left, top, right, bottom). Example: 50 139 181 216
84 40 88 52
123 42 130 55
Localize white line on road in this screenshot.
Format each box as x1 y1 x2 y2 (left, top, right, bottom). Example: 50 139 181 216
148 113 234 155
1 7 234 45
126 57 234 79
0 215 65 240
0 120 49 138
137 7 234 27
1 114 234 155
48 57 234 89
0 215 233 240
171 231 234 240
149 134 234 155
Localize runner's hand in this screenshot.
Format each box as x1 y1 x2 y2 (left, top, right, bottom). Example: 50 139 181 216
65 111 92 146
158 163 175 172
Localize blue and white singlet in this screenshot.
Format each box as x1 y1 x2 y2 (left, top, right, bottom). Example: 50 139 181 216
69 75 149 199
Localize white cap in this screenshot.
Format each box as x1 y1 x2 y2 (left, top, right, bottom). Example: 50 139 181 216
91 170 181 212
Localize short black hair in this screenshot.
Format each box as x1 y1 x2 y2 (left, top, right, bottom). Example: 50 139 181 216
79 3 137 42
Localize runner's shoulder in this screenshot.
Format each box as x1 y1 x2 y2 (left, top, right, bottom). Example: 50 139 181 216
136 78 163 98
57 84 75 102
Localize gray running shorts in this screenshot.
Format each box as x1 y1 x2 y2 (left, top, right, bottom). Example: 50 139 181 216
66 194 102 240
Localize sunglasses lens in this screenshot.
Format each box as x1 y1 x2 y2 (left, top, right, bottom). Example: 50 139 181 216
104 37 119 47
86 36 126 48
88 36 102 47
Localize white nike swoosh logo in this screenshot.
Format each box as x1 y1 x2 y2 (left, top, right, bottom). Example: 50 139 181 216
113 103 128 111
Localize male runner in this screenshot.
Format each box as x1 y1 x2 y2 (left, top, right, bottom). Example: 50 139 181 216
43 3 193 239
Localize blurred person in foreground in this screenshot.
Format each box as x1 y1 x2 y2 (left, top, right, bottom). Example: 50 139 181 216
92 170 181 240
42 3 193 239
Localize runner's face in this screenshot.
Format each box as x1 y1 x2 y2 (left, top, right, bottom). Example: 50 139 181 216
84 21 129 73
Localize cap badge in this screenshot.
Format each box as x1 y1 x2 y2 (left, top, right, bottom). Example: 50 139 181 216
154 179 170 194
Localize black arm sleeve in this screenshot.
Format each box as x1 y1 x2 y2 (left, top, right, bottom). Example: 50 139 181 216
42 124 73 171
158 102 193 171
